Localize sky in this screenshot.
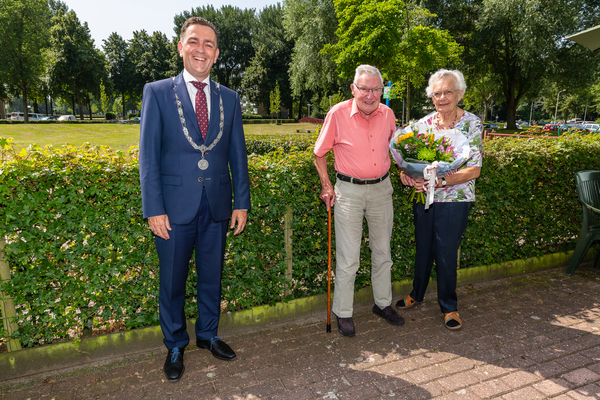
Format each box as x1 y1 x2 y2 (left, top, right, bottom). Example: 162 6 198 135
63 0 280 48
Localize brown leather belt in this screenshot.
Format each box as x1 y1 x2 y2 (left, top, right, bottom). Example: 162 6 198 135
336 171 389 185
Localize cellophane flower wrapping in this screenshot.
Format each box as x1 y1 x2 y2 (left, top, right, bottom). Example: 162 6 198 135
389 122 471 179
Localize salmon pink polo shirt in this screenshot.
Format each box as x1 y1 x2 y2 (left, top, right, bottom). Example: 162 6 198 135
314 99 397 180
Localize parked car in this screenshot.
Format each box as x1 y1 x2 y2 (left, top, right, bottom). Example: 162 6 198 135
58 115 76 121
541 124 560 132
583 123 599 133
504 123 523 129
483 122 498 130
10 112 24 120
41 116 57 121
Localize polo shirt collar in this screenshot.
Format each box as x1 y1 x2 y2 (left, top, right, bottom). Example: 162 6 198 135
350 98 382 120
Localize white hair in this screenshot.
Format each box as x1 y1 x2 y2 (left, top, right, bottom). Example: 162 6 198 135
353 65 384 86
425 69 467 97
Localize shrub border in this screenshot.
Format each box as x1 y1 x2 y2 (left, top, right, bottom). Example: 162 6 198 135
1 248 595 381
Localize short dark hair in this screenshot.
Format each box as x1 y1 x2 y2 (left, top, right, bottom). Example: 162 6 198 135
180 17 220 47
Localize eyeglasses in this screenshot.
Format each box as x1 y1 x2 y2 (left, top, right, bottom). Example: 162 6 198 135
431 90 458 100
354 85 383 96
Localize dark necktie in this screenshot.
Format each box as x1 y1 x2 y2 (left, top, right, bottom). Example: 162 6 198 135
190 81 208 141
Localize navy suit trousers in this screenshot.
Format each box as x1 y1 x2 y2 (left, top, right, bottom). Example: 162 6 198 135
410 201 471 314
156 190 228 349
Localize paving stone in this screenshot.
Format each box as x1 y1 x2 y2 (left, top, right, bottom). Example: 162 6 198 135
95 386 145 400
253 363 295 383
436 371 480 392
498 370 541 389
267 385 314 400
242 380 286 398
562 368 600 386
3 384 55 400
336 382 381 399
500 385 545 399
529 360 570 379
556 353 594 370
439 356 478 373
564 383 600 400
280 369 322 389
212 372 260 394
406 364 448 384
371 375 413 393
532 378 572 397
469 378 511 398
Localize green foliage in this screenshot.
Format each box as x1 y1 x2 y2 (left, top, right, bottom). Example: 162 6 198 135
241 4 295 113
1 133 600 347
0 0 51 123
269 82 282 117
47 9 107 120
324 0 460 121
283 0 345 96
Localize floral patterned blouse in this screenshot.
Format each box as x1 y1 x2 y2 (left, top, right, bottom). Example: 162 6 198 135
418 110 483 202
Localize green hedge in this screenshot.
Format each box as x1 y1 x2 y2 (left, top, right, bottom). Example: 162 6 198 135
1 133 600 347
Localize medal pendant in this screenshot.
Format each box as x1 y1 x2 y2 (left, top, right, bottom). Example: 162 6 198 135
198 159 209 170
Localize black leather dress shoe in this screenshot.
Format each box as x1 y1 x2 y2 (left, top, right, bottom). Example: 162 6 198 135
197 336 237 361
163 347 185 382
373 305 405 325
336 316 355 337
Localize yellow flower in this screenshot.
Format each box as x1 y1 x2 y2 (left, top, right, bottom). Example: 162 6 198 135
396 132 414 143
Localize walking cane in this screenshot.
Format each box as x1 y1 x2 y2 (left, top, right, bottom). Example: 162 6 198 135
326 207 332 333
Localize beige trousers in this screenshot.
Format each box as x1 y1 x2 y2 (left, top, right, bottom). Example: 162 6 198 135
332 176 394 318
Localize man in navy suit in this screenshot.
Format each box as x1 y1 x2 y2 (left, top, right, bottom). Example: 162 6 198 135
139 16 251 382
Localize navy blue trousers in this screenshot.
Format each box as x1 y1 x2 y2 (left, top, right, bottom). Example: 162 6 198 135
155 190 228 349
410 201 471 314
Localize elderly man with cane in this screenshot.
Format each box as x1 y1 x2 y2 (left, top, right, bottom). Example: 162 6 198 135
314 64 404 337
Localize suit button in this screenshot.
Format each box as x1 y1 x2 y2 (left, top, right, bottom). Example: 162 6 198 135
198 177 203 182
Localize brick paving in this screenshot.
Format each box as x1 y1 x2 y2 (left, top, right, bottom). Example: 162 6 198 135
2 265 600 399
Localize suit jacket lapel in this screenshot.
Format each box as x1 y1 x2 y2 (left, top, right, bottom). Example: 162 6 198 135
173 72 203 142
206 79 220 142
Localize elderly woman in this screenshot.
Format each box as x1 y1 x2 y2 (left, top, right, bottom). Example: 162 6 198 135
396 69 483 330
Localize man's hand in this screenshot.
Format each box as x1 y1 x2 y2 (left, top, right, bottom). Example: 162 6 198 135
314 154 335 211
319 184 336 211
148 214 171 240
230 209 247 235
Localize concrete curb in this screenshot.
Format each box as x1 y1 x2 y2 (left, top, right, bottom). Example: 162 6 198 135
0 249 594 381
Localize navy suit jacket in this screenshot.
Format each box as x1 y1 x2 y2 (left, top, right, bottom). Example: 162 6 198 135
139 71 251 225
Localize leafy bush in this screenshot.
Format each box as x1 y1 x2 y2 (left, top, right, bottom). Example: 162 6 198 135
1 133 599 347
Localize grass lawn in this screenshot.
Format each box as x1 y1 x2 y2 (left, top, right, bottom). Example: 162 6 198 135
0 122 319 152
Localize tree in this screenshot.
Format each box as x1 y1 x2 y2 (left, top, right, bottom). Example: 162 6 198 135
173 6 256 91
48 10 106 120
103 32 134 117
473 0 600 129
0 0 50 123
324 0 460 121
241 4 294 115
269 81 282 119
128 30 172 100
283 0 344 105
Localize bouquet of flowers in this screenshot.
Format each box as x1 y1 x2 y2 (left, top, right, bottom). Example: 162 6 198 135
390 122 471 205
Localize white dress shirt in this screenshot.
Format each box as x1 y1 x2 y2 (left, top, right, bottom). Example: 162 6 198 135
182 68 211 122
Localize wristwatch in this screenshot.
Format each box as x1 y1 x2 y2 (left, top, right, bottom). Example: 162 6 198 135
441 177 447 187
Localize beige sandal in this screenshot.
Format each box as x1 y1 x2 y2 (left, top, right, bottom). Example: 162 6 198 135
444 311 462 330
395 295 419 309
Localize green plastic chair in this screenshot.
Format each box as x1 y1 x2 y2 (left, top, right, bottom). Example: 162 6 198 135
566 170 600 276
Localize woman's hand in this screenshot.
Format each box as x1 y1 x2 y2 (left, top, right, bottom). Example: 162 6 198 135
400 171 416 187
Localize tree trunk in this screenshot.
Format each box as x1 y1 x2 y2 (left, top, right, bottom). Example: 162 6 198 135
406 77 411 123
22 84 29 123
44 97 48 116
297 92 303 120
122 92 126 119
87 95 92 120
76 90 84 120
71 94 76 116
33 101 39 113
50 96 54 115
